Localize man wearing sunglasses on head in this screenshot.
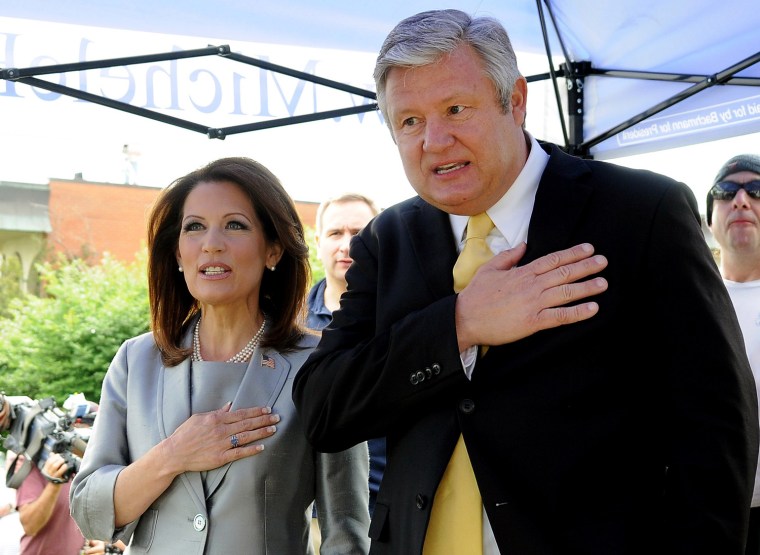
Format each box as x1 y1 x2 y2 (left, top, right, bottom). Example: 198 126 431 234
707 153 760 555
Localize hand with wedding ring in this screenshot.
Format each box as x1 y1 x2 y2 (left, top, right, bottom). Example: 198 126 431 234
160 401 279 473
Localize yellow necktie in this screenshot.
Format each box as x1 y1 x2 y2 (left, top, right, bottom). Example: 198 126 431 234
424 213 494 555
453 212 495 293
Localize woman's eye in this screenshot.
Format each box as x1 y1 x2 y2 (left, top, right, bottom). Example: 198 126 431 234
183 222 204 232
227 220 247 230
450 105 465 115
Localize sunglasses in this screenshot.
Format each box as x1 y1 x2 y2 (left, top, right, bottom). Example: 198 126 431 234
709 180 760 201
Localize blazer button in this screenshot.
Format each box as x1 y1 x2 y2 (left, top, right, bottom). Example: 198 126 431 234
193 514 206 531
431 363 441 375
415 493 428 509
459 398 475 414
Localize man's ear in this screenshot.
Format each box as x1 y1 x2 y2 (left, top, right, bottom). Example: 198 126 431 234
511 76 528 127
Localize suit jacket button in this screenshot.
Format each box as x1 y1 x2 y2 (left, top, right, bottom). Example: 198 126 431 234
415 494 428 509
193 514 206 531
459 398 475 414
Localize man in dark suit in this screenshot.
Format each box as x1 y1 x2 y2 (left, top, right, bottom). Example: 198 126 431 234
293 9 758 555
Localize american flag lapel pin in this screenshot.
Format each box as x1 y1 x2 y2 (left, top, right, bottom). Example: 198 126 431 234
261 353 276 369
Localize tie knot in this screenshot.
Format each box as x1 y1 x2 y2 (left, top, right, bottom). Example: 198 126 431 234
465 212 494 241
453 212 496 293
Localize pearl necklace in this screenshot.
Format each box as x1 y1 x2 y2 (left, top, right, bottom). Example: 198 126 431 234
192 317 267 363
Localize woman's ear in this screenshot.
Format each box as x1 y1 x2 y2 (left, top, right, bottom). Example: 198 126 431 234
267 242 284 270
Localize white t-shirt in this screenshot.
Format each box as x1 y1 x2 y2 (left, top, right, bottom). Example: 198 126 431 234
724 279 760 507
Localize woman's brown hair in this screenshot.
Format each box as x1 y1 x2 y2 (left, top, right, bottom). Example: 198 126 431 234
147 157 311 366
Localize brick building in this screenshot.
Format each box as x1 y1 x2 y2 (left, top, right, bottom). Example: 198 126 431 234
0 178 318 292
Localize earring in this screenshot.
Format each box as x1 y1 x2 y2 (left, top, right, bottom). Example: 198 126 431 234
268 265 276 272
178 266 184 273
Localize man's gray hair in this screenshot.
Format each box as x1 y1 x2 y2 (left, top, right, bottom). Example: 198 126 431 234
373 9 522 135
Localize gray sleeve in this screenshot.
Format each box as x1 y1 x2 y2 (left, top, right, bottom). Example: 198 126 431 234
315 441 371 554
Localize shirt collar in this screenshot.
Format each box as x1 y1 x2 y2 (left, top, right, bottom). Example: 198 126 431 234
450 132 548 246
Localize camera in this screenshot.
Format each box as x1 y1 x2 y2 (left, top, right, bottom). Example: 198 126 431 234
37 427 86 480
0 393 92 488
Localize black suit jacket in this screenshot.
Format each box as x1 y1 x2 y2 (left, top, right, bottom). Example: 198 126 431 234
293 142 758 554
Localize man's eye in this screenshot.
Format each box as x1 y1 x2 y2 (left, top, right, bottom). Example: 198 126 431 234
402 116 419 127
450 105 465 115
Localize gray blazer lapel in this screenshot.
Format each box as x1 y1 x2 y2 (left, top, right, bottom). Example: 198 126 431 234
231 347 291 411
159 357 192 436
157 356 207 513
158 323 207 512
204 346 291 496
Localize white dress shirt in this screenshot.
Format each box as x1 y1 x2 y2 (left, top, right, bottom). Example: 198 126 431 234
448 132 549 554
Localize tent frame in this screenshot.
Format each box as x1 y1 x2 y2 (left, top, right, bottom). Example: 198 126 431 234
0 44 379 140
2 0 759 158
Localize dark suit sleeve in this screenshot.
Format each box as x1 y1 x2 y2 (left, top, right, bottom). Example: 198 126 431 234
645 182 758 551
293 209 467 453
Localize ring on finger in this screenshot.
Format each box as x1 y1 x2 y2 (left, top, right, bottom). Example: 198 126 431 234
230 434 239 449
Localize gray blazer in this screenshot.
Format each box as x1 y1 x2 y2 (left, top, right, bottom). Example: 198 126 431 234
70 326 370 554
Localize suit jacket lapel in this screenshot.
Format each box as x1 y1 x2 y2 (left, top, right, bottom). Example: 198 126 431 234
402 198 459 299
159 357 192 436
158 329 207 513
230 348 290 411
399 147 595 284
204 347 291 497
525 144 594 263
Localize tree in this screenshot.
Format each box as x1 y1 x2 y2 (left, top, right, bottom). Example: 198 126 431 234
0 255 23 319
0 252 150 404
305 225 324 285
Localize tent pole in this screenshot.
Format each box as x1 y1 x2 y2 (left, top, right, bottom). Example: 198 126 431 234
561 61 592 158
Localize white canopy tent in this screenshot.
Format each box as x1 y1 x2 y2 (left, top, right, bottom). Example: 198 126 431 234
2 0 758 161
1 1 759 214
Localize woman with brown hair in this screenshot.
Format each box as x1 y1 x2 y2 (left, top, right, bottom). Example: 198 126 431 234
71 157 369 554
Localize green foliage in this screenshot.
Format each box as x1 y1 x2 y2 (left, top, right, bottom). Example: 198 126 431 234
0 255 24 319
305 225 324 285
0 252 150 404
